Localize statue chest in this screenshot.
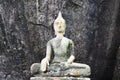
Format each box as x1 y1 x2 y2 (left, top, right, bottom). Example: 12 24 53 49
51 38 70 58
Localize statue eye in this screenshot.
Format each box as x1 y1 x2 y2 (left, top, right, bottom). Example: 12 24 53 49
55 22 60 25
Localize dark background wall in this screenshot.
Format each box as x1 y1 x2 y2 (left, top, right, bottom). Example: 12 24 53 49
0 0 120 80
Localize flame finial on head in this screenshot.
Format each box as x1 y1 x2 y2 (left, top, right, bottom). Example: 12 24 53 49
57 11 62 19
55 11 65 22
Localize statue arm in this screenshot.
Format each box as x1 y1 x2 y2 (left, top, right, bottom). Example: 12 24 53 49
67 40 75 63
40 41 52 72
45 41 52 62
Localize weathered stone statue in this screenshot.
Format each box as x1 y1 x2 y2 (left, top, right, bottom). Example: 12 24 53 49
30 12 91 79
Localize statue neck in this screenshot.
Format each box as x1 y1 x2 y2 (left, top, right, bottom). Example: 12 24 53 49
56 34 64 39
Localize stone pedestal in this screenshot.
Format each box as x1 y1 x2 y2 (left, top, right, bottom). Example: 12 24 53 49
30 77 90 80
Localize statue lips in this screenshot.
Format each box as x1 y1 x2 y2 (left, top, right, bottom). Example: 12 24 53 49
58 30 64 33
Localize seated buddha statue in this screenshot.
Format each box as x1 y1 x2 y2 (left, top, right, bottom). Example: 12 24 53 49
31 12 91 77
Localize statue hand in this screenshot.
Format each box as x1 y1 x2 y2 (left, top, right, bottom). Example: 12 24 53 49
40 58 49 72
67 55 75 64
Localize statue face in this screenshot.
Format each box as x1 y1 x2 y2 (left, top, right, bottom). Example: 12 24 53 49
54 21 66 34
54 12 66 35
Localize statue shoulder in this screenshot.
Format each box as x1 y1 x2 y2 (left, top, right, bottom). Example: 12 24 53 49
47 38 56 44
63 37 74 44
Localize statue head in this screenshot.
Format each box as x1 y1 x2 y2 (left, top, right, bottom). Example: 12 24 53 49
54 12 66 35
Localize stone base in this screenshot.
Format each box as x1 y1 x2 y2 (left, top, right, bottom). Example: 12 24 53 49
30 77 90 80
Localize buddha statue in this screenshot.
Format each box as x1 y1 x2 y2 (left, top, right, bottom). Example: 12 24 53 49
30 12 91 77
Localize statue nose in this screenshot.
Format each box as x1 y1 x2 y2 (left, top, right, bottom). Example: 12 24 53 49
59 26 61 28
